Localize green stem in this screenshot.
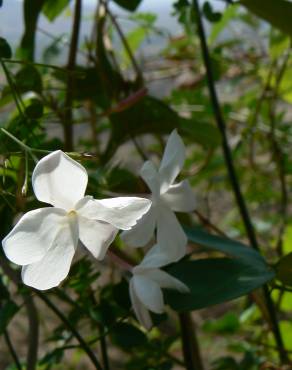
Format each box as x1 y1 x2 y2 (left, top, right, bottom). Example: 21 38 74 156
192 0 288 364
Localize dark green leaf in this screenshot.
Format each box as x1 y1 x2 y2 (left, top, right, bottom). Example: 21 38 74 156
43 0 71 21
105 95 219 160
165 258 274 311
276 253 292 286
203 1 222 22
110 323 147 350
15 65 43 93
185 225 267 267
0 300 19 334
25 98 44 119
112 0 142 12
19 0 46 61
240 0 292 38
0 37 12 59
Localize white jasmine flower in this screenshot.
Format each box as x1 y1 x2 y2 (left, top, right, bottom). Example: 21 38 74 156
2 150 151 290
121 130 196 261
129 244 189 329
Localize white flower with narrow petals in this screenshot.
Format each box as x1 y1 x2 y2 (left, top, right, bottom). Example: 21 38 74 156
121 130 196 261
129 244 189 329
2 150 151 290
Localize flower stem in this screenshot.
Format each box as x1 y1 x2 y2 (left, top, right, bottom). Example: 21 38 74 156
192 0 288 363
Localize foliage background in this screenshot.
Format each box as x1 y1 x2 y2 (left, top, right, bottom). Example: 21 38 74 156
0 0 292 369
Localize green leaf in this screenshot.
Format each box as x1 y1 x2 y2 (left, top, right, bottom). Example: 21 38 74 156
112 0 142 12
185 226 267 267
121 27 147 68
43 0 71 21
0 301 19 334
105 95 219 160
165 258 274 312
15 65 43 93
0 37 12 59
203 1 222 23
110 323 148 350
180 119 220 148
203 312 240 334
25 98 44 119
240 0 292 38
19 0 46 61
208 4 239 45
276 253 292 286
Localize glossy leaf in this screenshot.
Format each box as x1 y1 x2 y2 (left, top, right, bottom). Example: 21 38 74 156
185 225 267 267
165 258 274 312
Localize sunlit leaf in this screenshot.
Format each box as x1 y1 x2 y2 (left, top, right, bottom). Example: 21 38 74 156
43 0 71 21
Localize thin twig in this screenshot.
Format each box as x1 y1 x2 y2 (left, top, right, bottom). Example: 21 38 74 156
25 297 39 370
3 329 22 370
105 4 143 83
192 0 288 363
36 292 104 370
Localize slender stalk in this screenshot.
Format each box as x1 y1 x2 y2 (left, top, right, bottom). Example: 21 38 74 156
4 329 22 370
63 0 82 151
105 5 143 83
192 0 288 363
36 292 103 370
179 313 204 370
25 297 39 370
0 258 39 370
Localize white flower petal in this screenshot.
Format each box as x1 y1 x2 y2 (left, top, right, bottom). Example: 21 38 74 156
32 150 88 210
157 205 187 262
120 205 156 247
133 275 164 314
2 208 66 266
129 279 153 330
159 130 185 194
150 269 190 293
136 244 174 269
140 161 160 196
76 196 151 230
161 180 196 212
21 219 78 290
78 216 118 259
